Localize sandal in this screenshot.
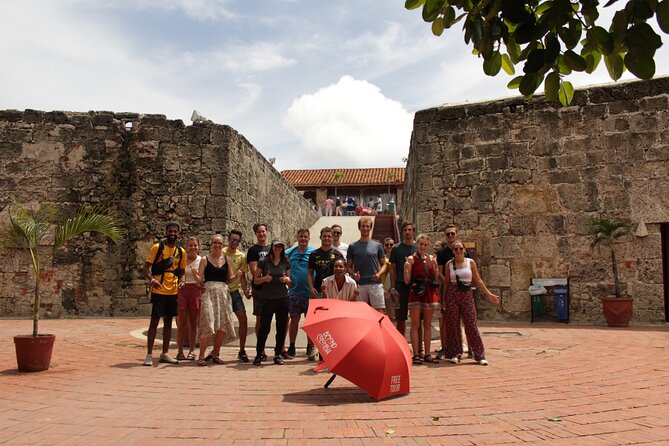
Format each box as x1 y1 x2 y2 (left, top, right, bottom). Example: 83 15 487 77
423 355 439 364
197 358 207 367
176 352 186 361
187 352 196 361
211 356 225 365
412 355 423 365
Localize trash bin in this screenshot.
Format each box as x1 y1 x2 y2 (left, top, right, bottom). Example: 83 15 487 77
554 287 568 321
529 284 547 317
531 295 545 316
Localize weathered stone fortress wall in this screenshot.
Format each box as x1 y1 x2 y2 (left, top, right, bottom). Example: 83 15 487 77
0 110 318 317
402 77 669 323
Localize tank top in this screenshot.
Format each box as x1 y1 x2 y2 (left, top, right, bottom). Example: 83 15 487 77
449 258 472 284
204 256 229 283
183 255 202 284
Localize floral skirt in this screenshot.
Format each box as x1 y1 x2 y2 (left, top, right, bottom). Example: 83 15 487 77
198 281 236 341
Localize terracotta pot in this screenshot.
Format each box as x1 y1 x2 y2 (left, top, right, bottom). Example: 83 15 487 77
14 334 56 372
600 297 634 327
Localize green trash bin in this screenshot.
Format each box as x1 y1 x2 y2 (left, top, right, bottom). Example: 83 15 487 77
531 295 545 316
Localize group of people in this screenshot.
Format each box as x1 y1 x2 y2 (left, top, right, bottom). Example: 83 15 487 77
142 219 499 369
324 195 385 217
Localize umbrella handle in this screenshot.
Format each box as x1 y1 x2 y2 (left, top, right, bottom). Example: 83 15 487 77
378 316 384 325
324 374 337 388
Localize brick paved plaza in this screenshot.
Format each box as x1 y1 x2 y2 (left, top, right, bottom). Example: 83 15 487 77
1 318 668 445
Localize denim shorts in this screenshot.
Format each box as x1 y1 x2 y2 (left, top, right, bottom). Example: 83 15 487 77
288 291 310 317
230 290 245 314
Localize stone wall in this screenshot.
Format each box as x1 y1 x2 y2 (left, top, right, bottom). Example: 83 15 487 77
401 77 669 323
0 110 318 317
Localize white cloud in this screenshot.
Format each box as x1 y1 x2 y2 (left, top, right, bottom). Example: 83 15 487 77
282 76 413 168
135 0 236 20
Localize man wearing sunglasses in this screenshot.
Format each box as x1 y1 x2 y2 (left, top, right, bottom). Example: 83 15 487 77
330 223 348 258
224 229 251 362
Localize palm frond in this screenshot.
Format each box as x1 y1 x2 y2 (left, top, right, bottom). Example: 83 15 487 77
0 202 50 252
586 216 633 249
53 205 126 251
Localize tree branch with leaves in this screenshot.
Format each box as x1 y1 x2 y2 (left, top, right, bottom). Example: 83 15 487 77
406 0 668 105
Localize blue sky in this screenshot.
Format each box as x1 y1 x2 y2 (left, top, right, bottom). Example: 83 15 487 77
2 0 668 171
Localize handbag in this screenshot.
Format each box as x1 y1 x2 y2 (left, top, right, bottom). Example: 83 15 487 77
411 280 427 297
452 260 471 292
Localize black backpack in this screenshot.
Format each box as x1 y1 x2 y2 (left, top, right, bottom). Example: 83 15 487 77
151 241 184 283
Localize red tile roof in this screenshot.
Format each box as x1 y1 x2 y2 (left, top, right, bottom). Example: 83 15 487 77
281 168 405 187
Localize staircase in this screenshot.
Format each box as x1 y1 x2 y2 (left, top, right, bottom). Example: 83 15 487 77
372 214 399 243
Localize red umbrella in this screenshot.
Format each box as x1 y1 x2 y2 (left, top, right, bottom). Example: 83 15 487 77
302 299 411 401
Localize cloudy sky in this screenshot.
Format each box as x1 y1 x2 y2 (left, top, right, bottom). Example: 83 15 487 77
2 1 668 171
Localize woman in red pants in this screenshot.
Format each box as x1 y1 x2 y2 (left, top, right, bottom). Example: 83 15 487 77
443 240 499 365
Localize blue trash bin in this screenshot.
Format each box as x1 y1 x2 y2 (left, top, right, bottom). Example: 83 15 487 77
554 287 568 321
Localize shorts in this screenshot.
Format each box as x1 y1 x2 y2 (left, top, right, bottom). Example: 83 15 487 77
356 283 385 310
395 282 411 322
151 293 178 318
177 284 201 312
252 292 262 316
288 291 310 317
230 290 246 313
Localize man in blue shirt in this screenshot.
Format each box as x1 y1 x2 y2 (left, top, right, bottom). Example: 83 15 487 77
285 228 315 358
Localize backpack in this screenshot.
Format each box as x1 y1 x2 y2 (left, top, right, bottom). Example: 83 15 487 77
151 241 184 283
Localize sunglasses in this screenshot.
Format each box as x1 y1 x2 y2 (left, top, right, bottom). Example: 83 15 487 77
229 239 241 244
446 232 456 236
453 247 465 251
384 243 393 247
332 231 341 235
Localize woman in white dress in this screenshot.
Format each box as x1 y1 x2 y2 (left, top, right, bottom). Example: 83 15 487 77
196 234 240 366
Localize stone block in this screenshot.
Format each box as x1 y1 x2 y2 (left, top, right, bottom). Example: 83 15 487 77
487 263 511 287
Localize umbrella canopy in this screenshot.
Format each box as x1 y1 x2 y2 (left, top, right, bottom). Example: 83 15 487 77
302 299 411 401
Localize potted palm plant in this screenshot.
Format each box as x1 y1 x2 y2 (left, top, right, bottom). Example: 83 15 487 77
0 200 125 372
587 215 634 327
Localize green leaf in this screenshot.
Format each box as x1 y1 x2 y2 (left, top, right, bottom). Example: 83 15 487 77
507 75 523 89
558 80 575 106
432 17 445 36
501 53 516 74
658 0 669 33
544 34 561 65
524 49 546 74
507 38 521 63
556 54 573 74
564 50 587 71
625 48 656 79
544 71 560 101
443 6 456 27
582 5 600 26
558 20 583 50
519 72 543 96
587 26 614 55
422 0 444 22
483 51 502 76
625 23 663 52
604 52 625 80
405 0 426 10
515 23 536 44
583 49 602 73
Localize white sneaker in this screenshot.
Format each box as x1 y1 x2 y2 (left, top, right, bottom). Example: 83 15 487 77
159 353 179 364
143 354 153 366
478 359 489 366
449 356 459 364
